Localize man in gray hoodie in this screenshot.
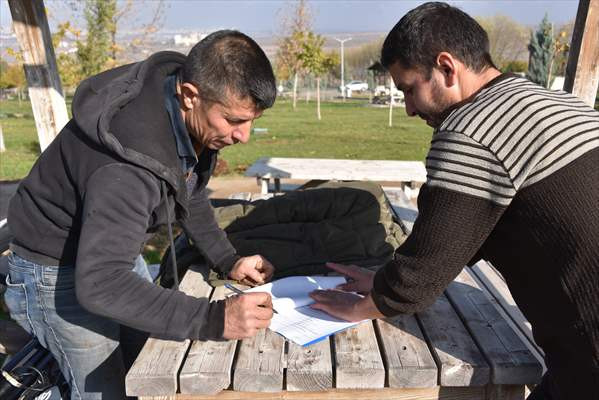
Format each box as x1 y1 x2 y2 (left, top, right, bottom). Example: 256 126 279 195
5 30 277 399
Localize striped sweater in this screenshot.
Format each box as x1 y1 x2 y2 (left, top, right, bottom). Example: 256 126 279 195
371 74 599 397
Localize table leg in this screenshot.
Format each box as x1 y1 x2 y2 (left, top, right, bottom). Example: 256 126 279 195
260 178 269 194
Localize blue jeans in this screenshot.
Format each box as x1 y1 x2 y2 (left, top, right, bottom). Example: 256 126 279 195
4 252 152 400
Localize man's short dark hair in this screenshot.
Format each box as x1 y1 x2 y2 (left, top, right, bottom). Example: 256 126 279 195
381 2 495 77
183 30 276 110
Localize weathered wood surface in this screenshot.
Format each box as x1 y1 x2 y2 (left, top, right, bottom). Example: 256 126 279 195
130 186 543 398
7 0 69 151
418 293 490 387
334 321 385 389
126 267 214 397
563 0 599 107
246 158 426 183
286 337 333 391
446 269 542 385
246 158 427 194
485 384 526 400
138 385 488 399
233 327 286 392
376 315 438 388
179 286 238 395
469 262 544 361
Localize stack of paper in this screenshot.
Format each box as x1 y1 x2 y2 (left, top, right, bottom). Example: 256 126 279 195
244 276 367 346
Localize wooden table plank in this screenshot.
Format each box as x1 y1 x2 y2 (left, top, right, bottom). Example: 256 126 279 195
126 267 214 397
139 386 486 400
417 294 490 387
179 286 238 395
286 338 333 391
245 158 427 183
233 328 286 392
446 269 542 385
469 261 544 359
376 315 438 388
334 321 385 389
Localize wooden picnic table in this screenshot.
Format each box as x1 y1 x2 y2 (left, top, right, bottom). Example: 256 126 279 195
126 188 543 400
244 157 427 196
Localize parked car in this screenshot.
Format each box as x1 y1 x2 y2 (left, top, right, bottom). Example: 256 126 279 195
340 80 368 93
373 85 404 102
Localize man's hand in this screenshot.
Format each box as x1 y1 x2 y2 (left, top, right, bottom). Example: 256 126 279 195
309 290 385 322
229 255 274 286
222 292 273 339
326 262 375 294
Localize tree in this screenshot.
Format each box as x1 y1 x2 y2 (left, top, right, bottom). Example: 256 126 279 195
527 14 553 87
299 33 337 120
77 0 116 78
109 0 166 60
46 0 165 84
476 15 528 70
51 22 84 90
345 38 384 81
548 21 573 79
0 58 26 89
276 0 313 110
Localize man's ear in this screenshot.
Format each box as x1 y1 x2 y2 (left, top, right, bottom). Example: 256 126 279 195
179 82 200 110
436 52 458 87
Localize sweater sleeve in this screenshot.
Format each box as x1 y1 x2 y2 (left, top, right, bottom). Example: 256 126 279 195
75 164 224 340
181 187 240 275
372 130 514 316
371 184 506 315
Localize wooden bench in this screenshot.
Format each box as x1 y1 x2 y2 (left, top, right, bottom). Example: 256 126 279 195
244 157 427 197
125 189 543 400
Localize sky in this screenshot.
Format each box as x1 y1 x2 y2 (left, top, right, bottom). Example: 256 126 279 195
1 0 580 35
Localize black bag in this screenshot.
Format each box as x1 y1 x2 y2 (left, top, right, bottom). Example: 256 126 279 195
0 339 68 400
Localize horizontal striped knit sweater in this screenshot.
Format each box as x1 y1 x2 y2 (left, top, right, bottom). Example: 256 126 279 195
371 74 599 397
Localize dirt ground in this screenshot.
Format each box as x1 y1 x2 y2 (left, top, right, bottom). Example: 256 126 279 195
206 176 309 199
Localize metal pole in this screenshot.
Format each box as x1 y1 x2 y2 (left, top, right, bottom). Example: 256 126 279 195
334 37 351 100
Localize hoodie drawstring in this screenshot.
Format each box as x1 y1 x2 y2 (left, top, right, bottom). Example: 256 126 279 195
162 181 179 291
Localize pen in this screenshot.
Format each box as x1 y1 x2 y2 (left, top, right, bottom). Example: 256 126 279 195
224 282 279 314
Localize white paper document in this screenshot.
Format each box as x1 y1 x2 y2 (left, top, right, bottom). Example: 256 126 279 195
244 276 367 346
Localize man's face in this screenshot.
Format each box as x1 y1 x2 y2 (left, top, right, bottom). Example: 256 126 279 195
185 90 262 152
388 62 455 128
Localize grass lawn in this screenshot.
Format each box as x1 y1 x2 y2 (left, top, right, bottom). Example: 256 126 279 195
1 97 433 180
1 98 41 180
221 98 433 172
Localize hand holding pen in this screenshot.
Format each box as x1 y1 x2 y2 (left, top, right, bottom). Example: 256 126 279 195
224 282 279 314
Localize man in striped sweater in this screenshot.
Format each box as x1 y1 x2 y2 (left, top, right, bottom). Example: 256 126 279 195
310 2 599 398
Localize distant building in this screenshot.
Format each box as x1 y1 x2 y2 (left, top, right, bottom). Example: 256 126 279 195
173 33 207 47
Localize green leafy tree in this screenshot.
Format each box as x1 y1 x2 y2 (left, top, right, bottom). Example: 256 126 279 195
276 0 312 110
51 22 84 90
0 58 26 89
77 0 117 78
345 38 384 81
299 33 337 120
527 14 553 87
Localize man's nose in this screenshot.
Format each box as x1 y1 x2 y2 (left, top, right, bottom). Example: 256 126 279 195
232 122 251 144
404 97 417 117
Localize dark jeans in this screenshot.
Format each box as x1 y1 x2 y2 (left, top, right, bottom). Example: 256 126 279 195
4 252 151 400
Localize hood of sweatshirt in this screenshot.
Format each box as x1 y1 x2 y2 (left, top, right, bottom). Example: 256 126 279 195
71 51 207 216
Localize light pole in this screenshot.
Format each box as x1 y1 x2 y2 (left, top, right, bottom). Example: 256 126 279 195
334 37 351 100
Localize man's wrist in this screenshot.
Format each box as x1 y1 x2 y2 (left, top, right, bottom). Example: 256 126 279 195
359 294 386 319
217 254 241 279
